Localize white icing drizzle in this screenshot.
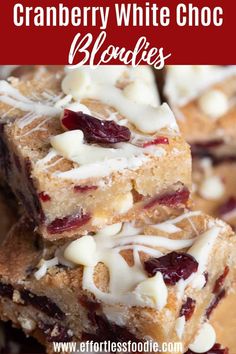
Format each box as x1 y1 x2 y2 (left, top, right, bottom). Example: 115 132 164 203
34 257 59 280
0 81 60 122
62 66 177 134
50 129 165 181
19 117 52 138
165 65 236 106
82 84 177 134
51 130 165 166
63 216 198 308
152 211 201 234
35 149 59 169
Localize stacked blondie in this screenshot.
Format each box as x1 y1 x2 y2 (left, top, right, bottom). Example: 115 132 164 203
161 65 236 352
0 65 234 354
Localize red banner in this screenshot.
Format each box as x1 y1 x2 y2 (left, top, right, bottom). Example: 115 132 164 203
0 0 234 65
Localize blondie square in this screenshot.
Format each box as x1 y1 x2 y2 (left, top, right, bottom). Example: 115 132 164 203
0 66 191 240
163 65 236 160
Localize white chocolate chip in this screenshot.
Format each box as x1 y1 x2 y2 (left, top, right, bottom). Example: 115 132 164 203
175 316 186 339
188 226 220 274
50 130 84 160
112 193 133 214
18 316 36 332
62 71 91 99
131 66 155 84
96 223 123 237
199 175 225 200
191 274 207 290
134 272 168 310
189 323 216 353
64 236 97 266
123 80 157 106
198 89 228 119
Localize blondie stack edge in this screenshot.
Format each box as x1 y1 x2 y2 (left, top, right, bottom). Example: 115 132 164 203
163 65 236 161
0 211 235 354
0 66 191 240
192 157 236 229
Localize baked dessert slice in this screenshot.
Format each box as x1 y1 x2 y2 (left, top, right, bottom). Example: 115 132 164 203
0 211 235 354
192 157 236 229
0 66 191 240
163 65 236 161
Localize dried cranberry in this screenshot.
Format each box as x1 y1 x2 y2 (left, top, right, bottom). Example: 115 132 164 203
0 283 14 299
74 185 98 193
213 267 229 294
206 289 226 319
203 272 209 287
192 139 224 149
79 296 101 313
62 110 131 144
185 343 228 354
218 197 236 217
39 322 73 342
142 136 169 147
47 212 91 234
144 252 198 285
82 314 141 344
38 192 51 202
180 297 196 320
144 187 190 209
20 289 65 320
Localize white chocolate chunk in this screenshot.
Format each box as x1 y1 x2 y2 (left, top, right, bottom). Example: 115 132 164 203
134 272 168 310
191 274 207 290
123 80 157 106
17 316 36 332
65 102 91 115
175 316 186 339
62 70 91 99
130 66 156 84
165 65 236 106
188 226 220 273
189 323 216 353
96 223 123 237
112 193 133 214
64 236 97 266
50 130 84 160
198 89 228 119
199 175 225 200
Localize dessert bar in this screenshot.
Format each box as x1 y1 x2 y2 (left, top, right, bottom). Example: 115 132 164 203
0 211 235 353
0 66 191 240
163 65 236 160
